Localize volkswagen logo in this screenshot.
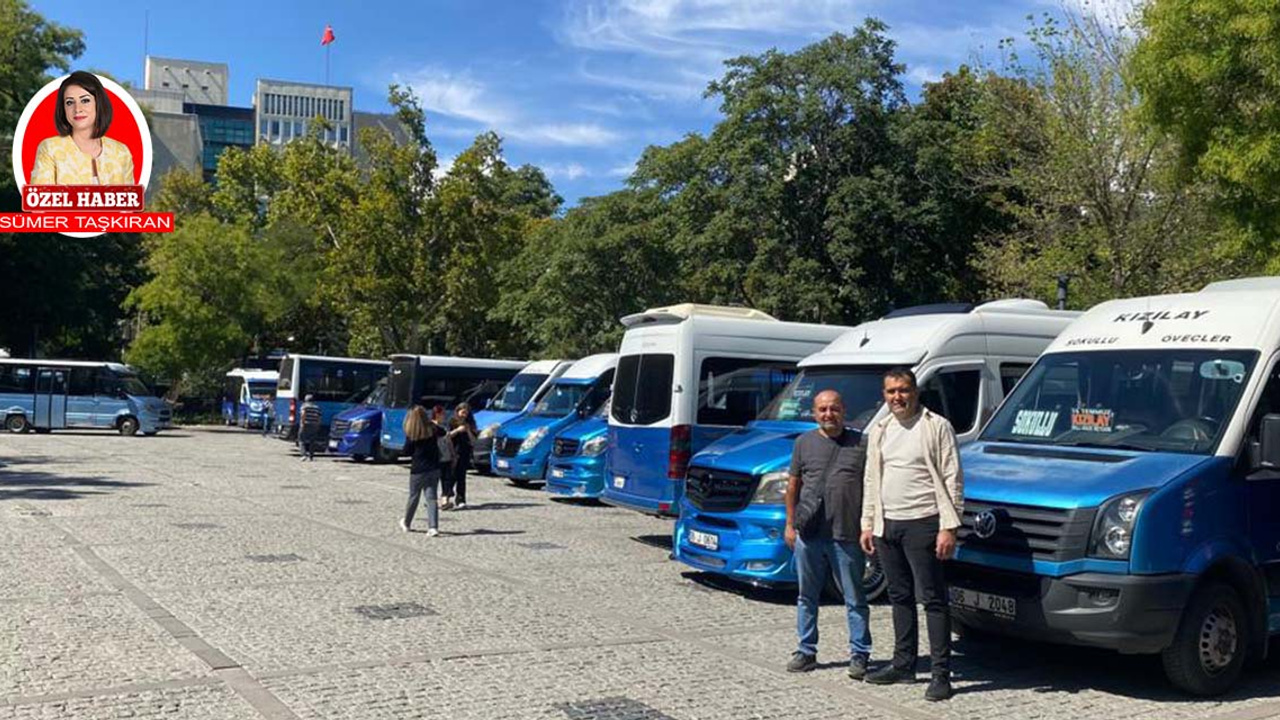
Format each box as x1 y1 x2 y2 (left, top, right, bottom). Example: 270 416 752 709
973 510 999 539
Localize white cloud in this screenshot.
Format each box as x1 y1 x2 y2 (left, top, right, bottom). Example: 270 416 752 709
607 161 636 178
542 162 591 180
395 67 510 125
509 123 622 147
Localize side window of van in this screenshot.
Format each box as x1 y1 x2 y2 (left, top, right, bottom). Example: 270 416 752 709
696 358 796 427
999 363 1031 397
0 366 35 394
68 367 97 397
920 370 981 433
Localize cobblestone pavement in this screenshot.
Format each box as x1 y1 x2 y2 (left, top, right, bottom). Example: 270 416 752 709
2 427 1278 719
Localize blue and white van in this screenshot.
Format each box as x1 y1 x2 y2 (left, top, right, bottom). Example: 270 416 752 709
492 354 617 485
222 369 277 428
602 304 849 516
379 356 528 456
0 358 171 435
473 359 574 473
273 354 389 440
545 400 612 498
673 300 1078 597
326 379 390 462
950 278 1280 695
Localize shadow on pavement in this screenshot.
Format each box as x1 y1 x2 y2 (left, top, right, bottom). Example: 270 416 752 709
0 468 153 501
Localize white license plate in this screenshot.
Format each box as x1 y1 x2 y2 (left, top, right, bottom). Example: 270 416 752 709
550 468 565 478
949 586 1016 617
496 459 510 469
612 475 625 489
328 439 339 450
688 529 719 551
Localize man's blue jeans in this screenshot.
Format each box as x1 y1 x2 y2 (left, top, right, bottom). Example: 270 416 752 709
795 533 872 658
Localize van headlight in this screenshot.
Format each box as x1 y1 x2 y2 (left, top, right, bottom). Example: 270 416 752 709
479 423 500 439
751 471 790 505
350 418 368 433
1089 490 1151 559
520 427 548 453
581 436 608 456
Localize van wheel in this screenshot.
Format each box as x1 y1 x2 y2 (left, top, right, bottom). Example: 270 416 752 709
118 417 140 436
351 453 367 462
373 443 397 464
5 414 30 434
1161 582 1247 696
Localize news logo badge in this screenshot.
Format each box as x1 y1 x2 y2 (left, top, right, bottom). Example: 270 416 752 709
7 71 173 237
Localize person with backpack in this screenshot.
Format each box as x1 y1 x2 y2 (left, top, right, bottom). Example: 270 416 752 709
401 405 444 536
443 402 477 510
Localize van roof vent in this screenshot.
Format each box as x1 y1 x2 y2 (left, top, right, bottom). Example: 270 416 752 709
620 303 778 327
882 303 974 319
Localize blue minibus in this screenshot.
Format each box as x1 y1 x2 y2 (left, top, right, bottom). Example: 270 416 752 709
545 400 612 498
673 300 1077 598
272 354 388 440
222 369 277 428
491 354 616 485
379 355 527 456
473 359 574 473
1 358 171 435
602 304 848 516
948 278 1280 695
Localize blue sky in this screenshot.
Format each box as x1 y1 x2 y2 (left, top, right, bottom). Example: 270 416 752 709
34 0 1118 206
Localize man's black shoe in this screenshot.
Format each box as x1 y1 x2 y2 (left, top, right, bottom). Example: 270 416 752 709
925 675 953 701
847 654 869 680
866 664 916 684
786 652 817 673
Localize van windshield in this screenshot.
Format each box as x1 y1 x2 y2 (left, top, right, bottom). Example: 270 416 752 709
532 382 591 418
612 354 675 426
247 382 275 398
760 366 890 430
117 375 152 397
982 349 1258 454
490 373 548 412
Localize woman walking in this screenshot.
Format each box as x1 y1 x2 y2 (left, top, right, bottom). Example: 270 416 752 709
444 402 478 510
400 406 443 536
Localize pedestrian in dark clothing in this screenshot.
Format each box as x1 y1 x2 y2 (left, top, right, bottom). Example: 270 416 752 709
861 367 964 701
443 402 477 509
431 405 456 511
784 389 873 679
298 394 323 461
401 405 443 536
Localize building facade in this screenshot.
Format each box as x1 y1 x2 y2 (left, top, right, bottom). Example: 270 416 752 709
254 79 353 150
144 56 229 106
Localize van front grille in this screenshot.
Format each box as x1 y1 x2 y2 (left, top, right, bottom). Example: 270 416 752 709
553 438 580 456
496 437 523 457
958 501 1095 562
685 467 757 513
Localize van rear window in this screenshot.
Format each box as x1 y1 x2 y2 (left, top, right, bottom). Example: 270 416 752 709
612 354 674 425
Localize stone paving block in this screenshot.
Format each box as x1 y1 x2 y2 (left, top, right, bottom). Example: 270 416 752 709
0 684 259 720
0 545 113 600
0 594 210 698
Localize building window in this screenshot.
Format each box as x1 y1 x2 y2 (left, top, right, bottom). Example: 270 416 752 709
260 119 267 137
162 81 170 88
270 120 280 138
339 126 347 143
294 121 303 137
201 85 208 91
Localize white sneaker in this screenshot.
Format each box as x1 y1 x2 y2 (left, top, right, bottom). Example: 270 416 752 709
399 519 409 532
426 528 440 537
454 502 467 510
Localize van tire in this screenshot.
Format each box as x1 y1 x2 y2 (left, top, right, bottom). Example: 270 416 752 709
5 414 30 434
118 417 140 436
351 453 367 462
373 443 397 464
1161 582 1247 696
820 554 886 602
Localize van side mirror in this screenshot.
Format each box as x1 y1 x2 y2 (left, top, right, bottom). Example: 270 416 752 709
1258 414 1280 469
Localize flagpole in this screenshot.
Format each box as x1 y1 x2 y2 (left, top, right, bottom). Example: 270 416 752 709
325 44 330 85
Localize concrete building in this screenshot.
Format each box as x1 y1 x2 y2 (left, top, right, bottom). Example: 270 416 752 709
254 79 353 150
185 103 255 181
144 56 228 105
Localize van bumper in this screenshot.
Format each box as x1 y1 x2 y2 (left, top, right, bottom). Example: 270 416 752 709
545 457 605 497
947 561 1195 654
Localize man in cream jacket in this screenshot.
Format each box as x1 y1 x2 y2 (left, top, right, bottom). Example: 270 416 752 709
859 367 963 701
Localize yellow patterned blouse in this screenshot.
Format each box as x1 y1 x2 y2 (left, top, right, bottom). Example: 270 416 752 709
29 135 135 185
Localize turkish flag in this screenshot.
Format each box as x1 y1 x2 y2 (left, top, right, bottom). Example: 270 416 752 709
321 25 336 46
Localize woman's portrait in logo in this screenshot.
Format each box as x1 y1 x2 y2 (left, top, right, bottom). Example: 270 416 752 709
12 71 152 192
31 71 134 185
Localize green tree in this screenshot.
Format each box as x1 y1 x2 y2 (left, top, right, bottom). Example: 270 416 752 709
1132 0 1280 246
973 13 1249 307
494 188 679 357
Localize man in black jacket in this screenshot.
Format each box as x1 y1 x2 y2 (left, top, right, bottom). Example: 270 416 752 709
783 389 873 679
